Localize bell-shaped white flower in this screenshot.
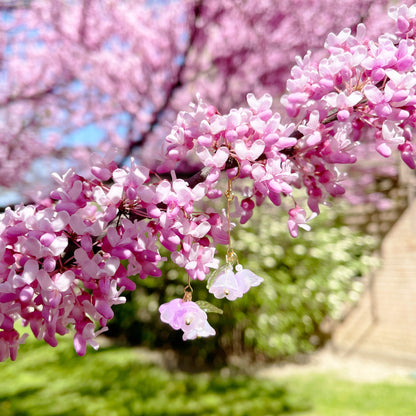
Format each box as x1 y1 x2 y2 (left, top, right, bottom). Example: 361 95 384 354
234 265 264 294
208 265 243 300
208 264 264 301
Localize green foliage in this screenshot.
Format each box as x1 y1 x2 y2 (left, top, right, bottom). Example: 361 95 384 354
0 333 308 416
2 332 416 416
278 373 416 416
229 204 378 358
108 203 378 365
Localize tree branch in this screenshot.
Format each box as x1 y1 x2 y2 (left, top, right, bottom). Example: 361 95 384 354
0 0 33 10
119 0 203 165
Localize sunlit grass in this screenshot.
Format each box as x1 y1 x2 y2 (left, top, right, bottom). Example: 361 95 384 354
0 334 307 416
279 372 416 416
1 333 416 416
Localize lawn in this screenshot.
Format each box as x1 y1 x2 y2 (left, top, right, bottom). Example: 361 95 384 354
283 373 416 416
1 333 415 416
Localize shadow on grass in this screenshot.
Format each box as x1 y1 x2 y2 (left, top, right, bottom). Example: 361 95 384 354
0 335 310 416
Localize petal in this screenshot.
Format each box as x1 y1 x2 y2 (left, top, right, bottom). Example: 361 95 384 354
364 85 383 104
248 140 265 161
208 267 242 300
54 270 75 292
346 91 363 106
234 140 248 159
159 298 182 328
22 260 38 284
213 147 230 167
376 142 392 157
235 268 264 294
74 333 87 356
48 236 68 256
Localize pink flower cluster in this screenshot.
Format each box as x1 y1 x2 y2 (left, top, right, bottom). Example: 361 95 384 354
159 4 416 220
158 92 298 217
157 4 416 223
0 152 225 360
280 4 416 209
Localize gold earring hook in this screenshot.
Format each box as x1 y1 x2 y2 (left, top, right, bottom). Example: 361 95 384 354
225 157 240 266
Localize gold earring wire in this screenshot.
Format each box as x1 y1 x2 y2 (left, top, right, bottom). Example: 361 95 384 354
225 160 240 266
183 274 193 302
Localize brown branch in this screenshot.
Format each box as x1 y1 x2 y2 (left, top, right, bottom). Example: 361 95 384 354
78 0 92 46
119 0 204 165
0 87 56 107
0 0 33 10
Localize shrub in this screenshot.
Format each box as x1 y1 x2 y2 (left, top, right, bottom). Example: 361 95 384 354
108 203 378 367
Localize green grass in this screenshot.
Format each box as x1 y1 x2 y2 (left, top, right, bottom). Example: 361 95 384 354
281 372 416 416
0 334 308 416
1 334 415 416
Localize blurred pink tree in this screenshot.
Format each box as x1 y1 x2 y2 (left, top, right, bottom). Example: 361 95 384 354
1 0 394 201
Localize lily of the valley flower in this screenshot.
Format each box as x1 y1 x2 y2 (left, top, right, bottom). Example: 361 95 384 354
159 298 215 340
208 264 264 301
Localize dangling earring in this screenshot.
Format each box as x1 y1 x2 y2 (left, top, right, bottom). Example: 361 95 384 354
208 161 263 300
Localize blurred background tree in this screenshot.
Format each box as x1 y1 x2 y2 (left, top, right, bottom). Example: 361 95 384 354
1 0 400 204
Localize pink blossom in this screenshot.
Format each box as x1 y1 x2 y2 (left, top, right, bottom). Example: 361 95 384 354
234 139 266 161
74 321 108 356
362 38 397 81
90 149 118 181
324 91 363 121
159 299 215 340
298 111 323 147
287 205 317 238
364 85 392 118
379 121 405 157
232 196 255 224
389 4 416 37
195 146 230 168
0 330 28 361
171 236 218 281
